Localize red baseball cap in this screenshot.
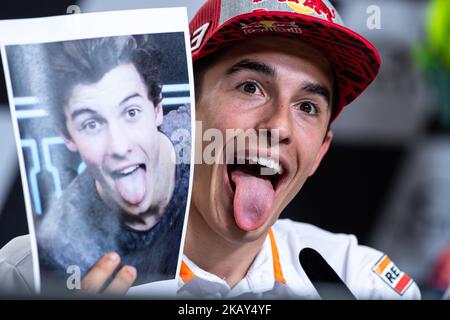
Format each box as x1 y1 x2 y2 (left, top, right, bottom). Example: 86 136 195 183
190 0 381 122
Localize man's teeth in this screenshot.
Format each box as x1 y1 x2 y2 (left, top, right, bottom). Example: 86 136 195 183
235 156 284 175
119 165 139 175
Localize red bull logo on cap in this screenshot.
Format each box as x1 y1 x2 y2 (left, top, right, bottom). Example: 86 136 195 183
303 0 335 22
250 0 336 23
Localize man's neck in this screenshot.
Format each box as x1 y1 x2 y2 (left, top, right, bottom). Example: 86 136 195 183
184 206 267 288
152 132 177 210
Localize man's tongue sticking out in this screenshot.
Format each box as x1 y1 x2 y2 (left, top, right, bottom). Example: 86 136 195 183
115 166 147 205
231 170 275 231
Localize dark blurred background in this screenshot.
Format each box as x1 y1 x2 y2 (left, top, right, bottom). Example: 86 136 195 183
0 0 449 299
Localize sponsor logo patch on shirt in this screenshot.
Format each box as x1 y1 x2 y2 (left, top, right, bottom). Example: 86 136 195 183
372 255 413 295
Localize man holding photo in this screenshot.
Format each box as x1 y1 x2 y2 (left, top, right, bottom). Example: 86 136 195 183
1 1 421 299
174 0 420 299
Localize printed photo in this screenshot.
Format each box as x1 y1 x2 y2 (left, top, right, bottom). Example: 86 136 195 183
1 9 193 295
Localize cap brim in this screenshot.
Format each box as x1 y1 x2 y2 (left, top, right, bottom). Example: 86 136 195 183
192 11 381 121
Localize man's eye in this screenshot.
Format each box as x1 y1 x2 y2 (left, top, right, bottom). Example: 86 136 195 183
126 107 140 119
296 102 318 115
238 81 263 95
82 120 100 131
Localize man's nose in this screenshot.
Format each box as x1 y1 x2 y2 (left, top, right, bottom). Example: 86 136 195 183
107 123 132 158
256 99 292 146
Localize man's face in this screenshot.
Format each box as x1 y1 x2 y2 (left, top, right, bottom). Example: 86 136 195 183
63 63 164 221
192 37 334 243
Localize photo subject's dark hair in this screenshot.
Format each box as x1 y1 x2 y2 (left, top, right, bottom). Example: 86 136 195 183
42 35 163 137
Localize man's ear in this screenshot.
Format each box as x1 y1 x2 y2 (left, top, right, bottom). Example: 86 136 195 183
155 102 163 127
60 131 78 153
308 130 333 177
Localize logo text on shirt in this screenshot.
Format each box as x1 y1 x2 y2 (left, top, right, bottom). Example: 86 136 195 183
372 255 413 295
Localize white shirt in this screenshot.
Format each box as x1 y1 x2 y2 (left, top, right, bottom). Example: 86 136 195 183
444 286 450 300
177 219 421 299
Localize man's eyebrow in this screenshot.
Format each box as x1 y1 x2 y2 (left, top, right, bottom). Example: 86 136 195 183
71 108 96 121
120 93 141 105
70 94 142 121
226 59 275 77
301 83 331 105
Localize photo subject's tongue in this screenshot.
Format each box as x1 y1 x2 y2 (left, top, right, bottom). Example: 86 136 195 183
115 167 146 205
231 170 275 231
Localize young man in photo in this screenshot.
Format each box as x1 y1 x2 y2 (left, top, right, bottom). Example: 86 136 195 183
1 35 190 294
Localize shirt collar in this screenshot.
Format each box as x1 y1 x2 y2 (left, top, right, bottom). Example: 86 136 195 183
178 228 286 297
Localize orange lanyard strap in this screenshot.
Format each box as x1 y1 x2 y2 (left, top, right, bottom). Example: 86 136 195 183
269 228 286 284
180 260 195 283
